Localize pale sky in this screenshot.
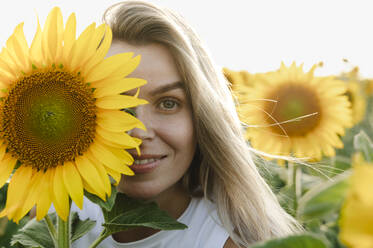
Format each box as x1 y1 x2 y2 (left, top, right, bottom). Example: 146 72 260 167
1 0 372 77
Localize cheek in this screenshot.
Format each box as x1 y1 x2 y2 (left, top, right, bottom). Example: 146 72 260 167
157 114 196 155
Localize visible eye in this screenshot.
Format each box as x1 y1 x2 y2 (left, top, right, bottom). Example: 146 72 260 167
158 98 180 111
122 108 136 117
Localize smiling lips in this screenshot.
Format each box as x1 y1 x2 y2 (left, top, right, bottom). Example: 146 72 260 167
130 154 166 174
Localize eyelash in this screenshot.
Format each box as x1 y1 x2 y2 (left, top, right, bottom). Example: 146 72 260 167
157 97 180 112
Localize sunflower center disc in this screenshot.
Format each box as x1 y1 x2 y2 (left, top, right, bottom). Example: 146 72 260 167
29 95 75 142
2 69 97 170
264 84 321 136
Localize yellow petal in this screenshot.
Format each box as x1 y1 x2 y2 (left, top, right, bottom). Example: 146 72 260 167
97 109 145 132
87 156 112 196
96 95 148 109
0 47 21 77
85 52 135 82
36 170 53 221
53 166 70 221
1 166 33 219
0 153 17 188
13 23 29 63
62 13 76 64
95 133 130 149
62 162 84 209
83 25 112 74
1 47 23 77
0 47 18 77
110 55 141 79
12 168 40 222
0 142 7 161
0 74 13 88
77 24 107 69
42 7 63 62
96 126 140 148
352 164 373 204
7 23 30 72
94 78 147 98
132 137 142 155
30 16 43 66
67 23 96 71
102 165 121 185
75 155 106 200
88 142 134 175
55 9 64 61
82 179 100 196
106 147 134 165
0 58 16 78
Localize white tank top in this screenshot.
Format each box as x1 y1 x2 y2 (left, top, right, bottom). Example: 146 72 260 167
72 197 230 248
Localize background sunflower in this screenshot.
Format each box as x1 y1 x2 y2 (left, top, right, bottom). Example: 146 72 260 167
223 67 262 104
339 154 373 248
236 62 353 161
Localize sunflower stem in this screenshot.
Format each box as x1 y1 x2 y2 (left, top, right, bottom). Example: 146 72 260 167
88 229 110 248
57 211 71 248
44 215 57 245
290 162 301 216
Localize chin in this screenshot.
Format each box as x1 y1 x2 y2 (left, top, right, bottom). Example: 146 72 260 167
117 184 163 201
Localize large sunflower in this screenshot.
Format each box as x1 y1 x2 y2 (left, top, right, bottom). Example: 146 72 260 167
0 7 147 223
238 62 352 160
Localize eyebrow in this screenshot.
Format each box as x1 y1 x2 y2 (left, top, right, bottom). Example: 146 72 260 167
149 81 185 96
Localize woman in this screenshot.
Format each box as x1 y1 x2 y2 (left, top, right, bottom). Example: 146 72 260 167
73 1 300 247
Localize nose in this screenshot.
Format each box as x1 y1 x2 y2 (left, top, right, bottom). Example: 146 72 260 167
127 106 155 140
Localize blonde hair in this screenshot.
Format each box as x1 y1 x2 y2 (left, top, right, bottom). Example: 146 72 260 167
103 1 301 246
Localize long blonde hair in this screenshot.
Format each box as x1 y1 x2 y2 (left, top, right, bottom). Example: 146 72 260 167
103 1 301 246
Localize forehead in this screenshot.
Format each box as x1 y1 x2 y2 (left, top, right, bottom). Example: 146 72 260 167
107 41 182 87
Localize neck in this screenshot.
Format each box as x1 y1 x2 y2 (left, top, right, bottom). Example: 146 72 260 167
112 183 191 243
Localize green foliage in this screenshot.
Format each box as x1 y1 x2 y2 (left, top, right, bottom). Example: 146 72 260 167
7 189 187 247
0 218 28 248
251 234 328 248
0 185 7 209
11 212 96 248
101 193 187 236
0 185 29 248
353 130 373 162
297 171 350 221
84 186 117 212
11 215 55 248
70 213 96 242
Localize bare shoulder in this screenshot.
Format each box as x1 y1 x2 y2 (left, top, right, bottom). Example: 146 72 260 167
223 237 240 248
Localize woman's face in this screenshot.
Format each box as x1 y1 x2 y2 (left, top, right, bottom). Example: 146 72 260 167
107 40 196 199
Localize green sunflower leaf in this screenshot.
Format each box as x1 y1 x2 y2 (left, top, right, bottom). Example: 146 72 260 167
11 214 56 248
250 234 328 248
101 193 187 236
297 170 351 221
11 212 96 247
0 217 28 248
84 185 117 212
353 130 373 162
70 212 96 242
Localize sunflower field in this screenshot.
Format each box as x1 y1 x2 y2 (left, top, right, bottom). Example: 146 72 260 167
224 64 373 248
2 61 372 247
0 6 373 248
